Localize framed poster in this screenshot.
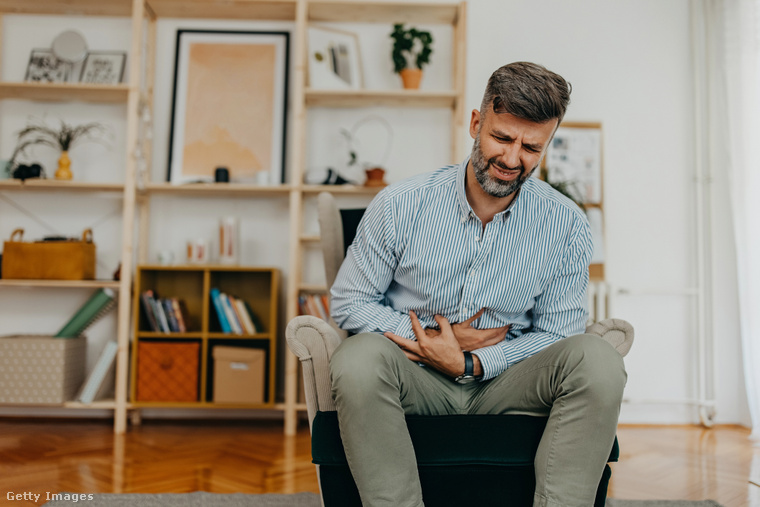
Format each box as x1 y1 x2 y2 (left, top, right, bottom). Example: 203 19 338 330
24 49 70 83
307 25 363 90
80 51 127 84
167 30 289 184
545 123 603 205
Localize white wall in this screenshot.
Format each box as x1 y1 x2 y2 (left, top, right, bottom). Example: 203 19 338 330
0 0 750 425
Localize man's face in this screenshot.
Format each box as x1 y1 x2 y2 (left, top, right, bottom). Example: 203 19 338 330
469 108 558 198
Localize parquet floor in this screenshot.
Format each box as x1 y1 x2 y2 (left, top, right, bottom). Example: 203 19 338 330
0 418 757 506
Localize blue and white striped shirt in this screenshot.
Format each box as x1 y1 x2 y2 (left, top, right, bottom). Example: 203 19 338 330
331 157 593 380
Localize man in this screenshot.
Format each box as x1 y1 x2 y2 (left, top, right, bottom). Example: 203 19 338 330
329 62 627 507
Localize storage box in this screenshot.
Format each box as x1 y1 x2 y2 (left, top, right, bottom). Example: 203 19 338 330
2 228 96 280
0 335 86 404
213 346 265 404
136 342 199 402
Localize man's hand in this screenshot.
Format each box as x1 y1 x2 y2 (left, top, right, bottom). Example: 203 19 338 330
384 311 467 378
451 309 510 350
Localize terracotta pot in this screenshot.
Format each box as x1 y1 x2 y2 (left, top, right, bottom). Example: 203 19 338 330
364 167 387 187
399 68 423 90
55 150 72 180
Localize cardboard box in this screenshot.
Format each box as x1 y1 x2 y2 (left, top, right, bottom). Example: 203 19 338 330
136 341 199 402
0 335 86 404
213 346 265 404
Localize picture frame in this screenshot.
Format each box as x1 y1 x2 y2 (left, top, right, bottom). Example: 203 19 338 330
307 25 363 90
167 30 289 185
79 51 127 84
24 48 70 83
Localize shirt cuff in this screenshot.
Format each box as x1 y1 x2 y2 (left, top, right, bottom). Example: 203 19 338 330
471 343 511 381
390 315 416 340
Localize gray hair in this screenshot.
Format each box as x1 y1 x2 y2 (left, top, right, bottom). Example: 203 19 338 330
480 62 572 124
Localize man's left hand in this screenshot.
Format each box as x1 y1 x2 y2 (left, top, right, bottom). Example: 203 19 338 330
384 311 466 378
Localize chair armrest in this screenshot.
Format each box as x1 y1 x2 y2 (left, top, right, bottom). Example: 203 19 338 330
586 318 634 357
286 315 343 429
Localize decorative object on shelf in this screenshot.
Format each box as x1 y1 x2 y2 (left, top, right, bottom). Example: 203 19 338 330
14 119 106 180
24 49 70 83
390 23 433 90
157 250 175 266
214 167 230 183
55 288 116 338
218 216 240 265
364 167 387 188
186 239 211 264
340 115 393 184
167 30 289 186
304 167 354 186
1 228 96 280
11 163 45 181
52 30 88 64
307 26 363 90
79 51 127 84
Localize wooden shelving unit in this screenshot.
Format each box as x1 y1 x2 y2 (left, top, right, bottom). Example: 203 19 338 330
0 0 467 435
130 265 279 410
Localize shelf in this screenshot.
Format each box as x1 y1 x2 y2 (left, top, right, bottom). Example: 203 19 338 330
0 0 132 16
300 235 321 243
131 400 277 409
143 182 294 196
0 82 130 103
63 400 124 409
301 184 384 194
299 283 327 292
305 88 458 108
308 1 460 24
0 179 125 193
147 0 297 20
137 332 203 339
208 332 271 339
0 279 121 289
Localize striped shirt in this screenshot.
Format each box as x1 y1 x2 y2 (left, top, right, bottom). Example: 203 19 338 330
331 157 593 380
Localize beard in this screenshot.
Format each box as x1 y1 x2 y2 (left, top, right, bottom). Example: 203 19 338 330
471 132 537 198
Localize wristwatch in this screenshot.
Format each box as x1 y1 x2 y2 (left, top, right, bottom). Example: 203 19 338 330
454 351 480 384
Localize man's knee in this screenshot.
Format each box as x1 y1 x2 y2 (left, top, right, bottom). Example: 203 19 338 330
556 334 627 405
330 333 402 391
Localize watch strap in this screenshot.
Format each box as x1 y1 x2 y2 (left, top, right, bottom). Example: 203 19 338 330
463 350 474 377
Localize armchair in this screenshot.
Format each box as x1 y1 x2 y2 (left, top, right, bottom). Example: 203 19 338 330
286 192 633 506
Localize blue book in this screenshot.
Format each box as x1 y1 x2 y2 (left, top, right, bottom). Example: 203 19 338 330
210 288 231 333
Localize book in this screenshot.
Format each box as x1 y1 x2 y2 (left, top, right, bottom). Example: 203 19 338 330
77 341 118 404
210 288 231 333
234 297 256 334
162 298 179 332
152 295 170 333
171 298 187 333
55 288 116 338
140 291 159 331
243 300 264 333
220 292 243 334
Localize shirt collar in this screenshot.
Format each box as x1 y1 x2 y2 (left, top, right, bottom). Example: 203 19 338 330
455 155 530 223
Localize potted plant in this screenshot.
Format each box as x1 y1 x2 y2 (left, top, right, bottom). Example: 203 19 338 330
390 23 433 90
15 119 105 180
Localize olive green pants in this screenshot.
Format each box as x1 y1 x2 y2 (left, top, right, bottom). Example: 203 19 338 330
330 333 627 507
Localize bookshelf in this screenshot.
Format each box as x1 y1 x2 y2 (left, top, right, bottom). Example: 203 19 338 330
0 0 466 434
130 266 279 409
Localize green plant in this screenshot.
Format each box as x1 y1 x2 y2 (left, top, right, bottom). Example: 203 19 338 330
390 23 433 73
540 166 586 212
15 119 105 153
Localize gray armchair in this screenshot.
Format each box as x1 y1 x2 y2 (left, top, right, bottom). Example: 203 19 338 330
286 192 633 506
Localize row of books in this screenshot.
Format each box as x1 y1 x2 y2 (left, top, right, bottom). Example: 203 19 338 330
140 290 188 333
210 288 263 335
298 292 331 322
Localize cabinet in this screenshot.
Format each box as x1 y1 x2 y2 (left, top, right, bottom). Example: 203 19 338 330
130 266 279 408
0 0 466 435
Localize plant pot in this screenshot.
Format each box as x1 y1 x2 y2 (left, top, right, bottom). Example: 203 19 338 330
55 151 72 180
364 167 387 187
399 68 423 90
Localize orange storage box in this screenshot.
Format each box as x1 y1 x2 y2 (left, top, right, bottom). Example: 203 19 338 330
136 342 199 402
2 228 95 280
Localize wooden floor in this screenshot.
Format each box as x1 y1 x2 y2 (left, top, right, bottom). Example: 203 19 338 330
0 418 757 506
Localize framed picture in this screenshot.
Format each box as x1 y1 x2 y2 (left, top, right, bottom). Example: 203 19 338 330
167 30 289 184
544 123 603 205
307 25 363 90
79 51 127 84
24 49 70 83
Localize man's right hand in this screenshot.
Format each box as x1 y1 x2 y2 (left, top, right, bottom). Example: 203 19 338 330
450 308 510 350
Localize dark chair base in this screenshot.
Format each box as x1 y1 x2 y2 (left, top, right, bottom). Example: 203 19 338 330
311 411 618 507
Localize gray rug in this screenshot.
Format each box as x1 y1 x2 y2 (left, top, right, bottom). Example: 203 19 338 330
42 492 724 507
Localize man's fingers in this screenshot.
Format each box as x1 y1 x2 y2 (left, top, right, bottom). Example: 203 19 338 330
461 308 485 326
384 332 422 355
434 314 453 334
409 310 427 339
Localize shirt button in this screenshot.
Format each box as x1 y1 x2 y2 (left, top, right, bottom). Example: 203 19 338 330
475 236 480 242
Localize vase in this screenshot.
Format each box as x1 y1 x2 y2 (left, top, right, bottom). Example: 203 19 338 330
399 68 423 90
55 150 72 180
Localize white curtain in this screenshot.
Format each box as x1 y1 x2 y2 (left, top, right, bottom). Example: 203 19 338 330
707 0 760 437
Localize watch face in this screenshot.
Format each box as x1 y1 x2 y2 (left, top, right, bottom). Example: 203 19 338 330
455 375 478 384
